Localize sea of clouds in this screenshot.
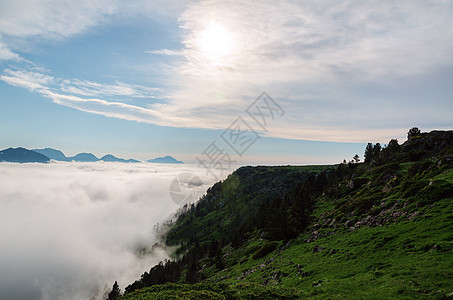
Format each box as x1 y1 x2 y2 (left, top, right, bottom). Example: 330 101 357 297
0 161 226 300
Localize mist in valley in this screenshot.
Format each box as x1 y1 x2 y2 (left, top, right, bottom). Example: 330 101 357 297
0 161 221 300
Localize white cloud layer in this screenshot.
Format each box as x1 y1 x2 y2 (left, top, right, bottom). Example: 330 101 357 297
0 162 220 300
1 0 453 142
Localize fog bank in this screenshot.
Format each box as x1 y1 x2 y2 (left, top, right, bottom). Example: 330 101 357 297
0 162 223 300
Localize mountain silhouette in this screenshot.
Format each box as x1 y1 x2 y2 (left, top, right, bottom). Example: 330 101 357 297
147 155 183 164
69 153 99 162
33 148 69 161
0 147 50 163
101 154 140 163
4 147 181 164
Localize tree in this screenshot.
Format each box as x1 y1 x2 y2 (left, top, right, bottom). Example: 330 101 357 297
186 261 199 284
364 143 374 163
208 239 219 258
353 154 360 163
107 281 121 300
214 248 225 270
407 127 421 139
387 139 400 152
373 143 382 156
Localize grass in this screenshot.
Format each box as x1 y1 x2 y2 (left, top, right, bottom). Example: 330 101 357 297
433 168 453 184
122 283 302 299
204 197 453 299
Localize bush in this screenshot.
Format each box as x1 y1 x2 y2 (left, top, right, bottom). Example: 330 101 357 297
401 178 428 198
252 241 279 259
419 180 453 204
407 127 421 139
244 244 262 256
355 191 385 215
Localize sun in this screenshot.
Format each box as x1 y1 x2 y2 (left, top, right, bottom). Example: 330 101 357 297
197 21 235 61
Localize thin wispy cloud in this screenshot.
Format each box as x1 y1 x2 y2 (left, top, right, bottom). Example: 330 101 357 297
60 79 160 99
0 0 118 38
0 40 20 61
0 68 54 91
145 49 184 56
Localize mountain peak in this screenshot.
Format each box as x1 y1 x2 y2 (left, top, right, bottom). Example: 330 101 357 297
70 153 99 162
33 148 68 161
0 147 50 163
147 155 183 164
100 154 140 163
101 154 116 160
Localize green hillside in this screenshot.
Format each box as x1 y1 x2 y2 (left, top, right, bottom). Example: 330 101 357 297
119 130 453 299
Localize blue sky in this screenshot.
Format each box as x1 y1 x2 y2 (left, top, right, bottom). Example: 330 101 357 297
1 0 452 164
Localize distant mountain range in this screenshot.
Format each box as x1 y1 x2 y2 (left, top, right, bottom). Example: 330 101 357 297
100 154 141 163
0 147 50 163
147 155 183 164
0 147 183 164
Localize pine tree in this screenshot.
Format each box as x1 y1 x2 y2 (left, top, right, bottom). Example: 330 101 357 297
387 139 400 152
364 143 374 163
186 261 199 284
214 247 225 270
107 281 121 300
407 127 421 139
209 239 219 259
372 143 382 164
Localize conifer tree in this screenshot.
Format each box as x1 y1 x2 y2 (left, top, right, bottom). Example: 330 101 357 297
364 143 374 163
407 127 421 139
107 281 121 300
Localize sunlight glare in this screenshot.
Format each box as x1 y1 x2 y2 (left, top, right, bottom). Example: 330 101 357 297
198 21 235 61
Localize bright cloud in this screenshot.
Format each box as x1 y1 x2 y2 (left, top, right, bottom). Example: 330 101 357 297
0 162 220 300
172 0 453 140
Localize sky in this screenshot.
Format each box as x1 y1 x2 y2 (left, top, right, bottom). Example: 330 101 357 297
1 0 452 164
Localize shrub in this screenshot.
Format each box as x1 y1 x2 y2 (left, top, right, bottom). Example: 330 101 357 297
419 180 453 204
252 241 279 259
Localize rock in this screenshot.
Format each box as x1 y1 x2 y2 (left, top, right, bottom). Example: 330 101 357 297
432 244 442 250
313 245 325 253
312 280 322 287
295 264 302 274
345 219 353 227
408 212 420 219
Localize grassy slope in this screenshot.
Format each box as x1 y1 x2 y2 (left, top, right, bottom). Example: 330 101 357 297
123 132 453 299
207 197 452 299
